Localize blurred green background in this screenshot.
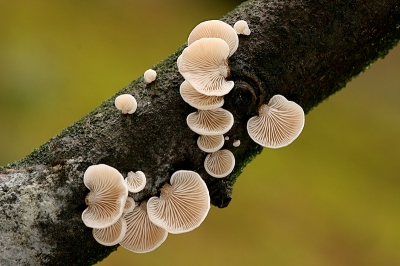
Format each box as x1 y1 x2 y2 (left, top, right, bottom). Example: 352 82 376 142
1 1 399 265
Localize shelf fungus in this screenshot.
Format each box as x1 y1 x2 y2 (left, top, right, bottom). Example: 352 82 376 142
186 108 234 136
188 20 239 57
125 171 146 193
178 38 234 96
197 135 225 153
204 149 235 178
180 80 224 110
119 201 168 253
147 170 210 234
247 95 305 148
115 94 138 114
82 164 128 229
92 216 127 246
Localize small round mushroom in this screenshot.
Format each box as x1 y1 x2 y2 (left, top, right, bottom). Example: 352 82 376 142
204 149 235 178
180 81 224 110
186 108 234 136
115 94 138 114
232 139 241 147
178 38 234 96
119 201 168 253
188 20 239 57
125 171 146 193
147 170 210 234
92 216 127 246
247 94 305 148
234 20 251 35
144 69 157 83
197 135 224 153
123 197 136 214
82 164 128 229
225 136 229 140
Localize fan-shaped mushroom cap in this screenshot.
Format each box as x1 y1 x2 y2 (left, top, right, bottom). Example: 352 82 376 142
147 170 210 234
119 201 168 253
180 81 224 110
247 94 305 148
125 171 146 193
187 108 234 136
82 164 128 229
92 216 127 246
115 94 138 114
144 69 157 83
197 135 224 153
178 38 234 96
123 197 136 214
234 20 251 35
188 20 239 57
204 149 235 178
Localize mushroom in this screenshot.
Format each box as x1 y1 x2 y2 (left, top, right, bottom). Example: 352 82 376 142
197 135 224 153
186 108 234 136
178 38 234 96
188 20 239 57
176 54 182 68
147 170 210 234
114 94 138 114
232 139 241 147
180 80 224 110
92 216 127 246
123 197 136 214
125 171 146 193
233 20 251 35
247 94 305 148
204 149 235 178
119 201 168 253
144 69 157 83
82 164 128 228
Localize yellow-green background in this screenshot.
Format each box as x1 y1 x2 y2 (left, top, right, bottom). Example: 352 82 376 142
1 1 399 265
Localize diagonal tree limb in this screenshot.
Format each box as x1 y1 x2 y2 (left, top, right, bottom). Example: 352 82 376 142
1 0 399 265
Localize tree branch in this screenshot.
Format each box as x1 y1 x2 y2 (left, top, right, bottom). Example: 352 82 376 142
1 0 399 265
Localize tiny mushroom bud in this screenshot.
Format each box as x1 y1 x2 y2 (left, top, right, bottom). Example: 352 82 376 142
115 94 138 114
234 20 251 35
147 170 210 234
92 216 127 246
225 136 229 140
188 20 239 57
178 38 234 96
197 135 225 153
232 139 241 147
82 164 128 228
204 149 235 178
180 80 224 110
120 201 168 253
125 171 146 193
143 69 157 83
123 197 136 214
187 108 234 136
247 94 305 148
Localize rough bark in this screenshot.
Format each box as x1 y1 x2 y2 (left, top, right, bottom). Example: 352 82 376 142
1 0 399 265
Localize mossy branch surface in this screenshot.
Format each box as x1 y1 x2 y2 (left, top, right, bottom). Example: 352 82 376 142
1 0 399 265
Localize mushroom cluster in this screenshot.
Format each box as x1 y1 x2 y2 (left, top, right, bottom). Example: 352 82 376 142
178 19 251 178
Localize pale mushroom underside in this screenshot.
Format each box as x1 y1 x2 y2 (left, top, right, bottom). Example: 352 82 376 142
197 134 225 153
115 94 138 114
125 171 146 193
147 170 210 234
123 197 136 214
180 80 224 110
187 108 234 136
204 149 235 178
233 20 251 35
92 216 127 246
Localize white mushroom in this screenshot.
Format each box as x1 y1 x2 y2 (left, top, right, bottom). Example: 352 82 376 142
82 164 128 229
147 170 210 234
234 20 251 35
247 94 305 148
125 171 146 193
123 197 136 214
119 201 168 253
115 94 138 114
178 38 234 96
186 108 234 136
232 139 241 147
144 69 157 83
92 216 127 246
180 80 224 110
197 135 224 153
188 20 239 57
204 149 235 178
176 54 182 68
